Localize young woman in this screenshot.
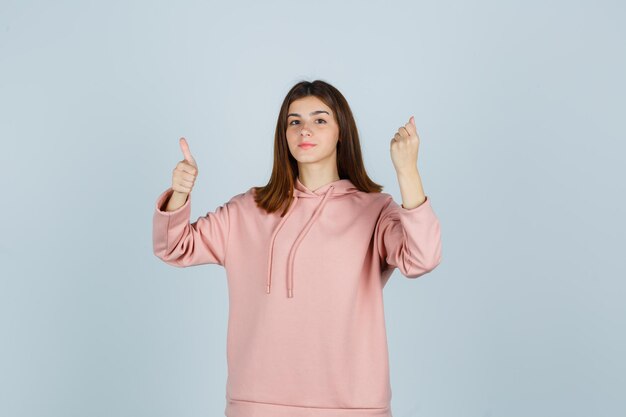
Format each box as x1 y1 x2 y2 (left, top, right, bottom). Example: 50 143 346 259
153 79 442 417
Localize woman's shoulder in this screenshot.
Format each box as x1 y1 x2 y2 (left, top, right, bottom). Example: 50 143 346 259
332 188 395 217
358 189 394 205
222 186 265 211
223 186 255 205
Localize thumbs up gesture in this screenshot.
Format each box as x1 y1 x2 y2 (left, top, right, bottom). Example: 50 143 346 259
171 137 199 195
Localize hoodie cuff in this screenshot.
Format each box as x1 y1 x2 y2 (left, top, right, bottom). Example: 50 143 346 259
396 195 442 273
154 187 191 216
400 195 431 211
398 196 439 226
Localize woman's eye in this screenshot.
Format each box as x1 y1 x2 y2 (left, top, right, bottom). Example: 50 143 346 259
288 119 327 125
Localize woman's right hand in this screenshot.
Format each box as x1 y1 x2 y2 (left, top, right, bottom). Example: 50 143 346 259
172 137 198 196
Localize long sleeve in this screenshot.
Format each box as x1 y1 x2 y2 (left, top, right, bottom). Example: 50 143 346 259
152 187 231 268
375 195 442 278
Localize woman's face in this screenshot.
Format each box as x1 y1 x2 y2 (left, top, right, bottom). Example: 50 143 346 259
285 96 339 167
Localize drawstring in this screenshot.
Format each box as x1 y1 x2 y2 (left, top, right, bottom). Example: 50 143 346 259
286 185 335 298
266 185 335 298
266 196 299 295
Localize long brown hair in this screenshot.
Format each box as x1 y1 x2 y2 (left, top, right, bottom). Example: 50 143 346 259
253 79 383 216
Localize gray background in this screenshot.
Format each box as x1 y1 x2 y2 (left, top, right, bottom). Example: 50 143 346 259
1 1 625 416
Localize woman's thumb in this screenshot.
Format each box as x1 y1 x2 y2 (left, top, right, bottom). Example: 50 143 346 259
179 137 197 166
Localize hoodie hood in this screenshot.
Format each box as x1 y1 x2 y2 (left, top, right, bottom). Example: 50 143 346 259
265 177 359 298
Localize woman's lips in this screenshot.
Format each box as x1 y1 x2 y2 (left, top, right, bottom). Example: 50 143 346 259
298 143 317 149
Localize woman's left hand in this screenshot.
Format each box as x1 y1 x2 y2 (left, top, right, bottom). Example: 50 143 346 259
390 116 420 173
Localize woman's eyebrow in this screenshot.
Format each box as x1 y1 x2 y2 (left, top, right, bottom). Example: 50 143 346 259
287 110 330 117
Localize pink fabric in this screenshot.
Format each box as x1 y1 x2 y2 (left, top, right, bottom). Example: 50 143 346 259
153 177 442 417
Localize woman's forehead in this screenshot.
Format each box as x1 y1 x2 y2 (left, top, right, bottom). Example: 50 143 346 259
288 96 331 113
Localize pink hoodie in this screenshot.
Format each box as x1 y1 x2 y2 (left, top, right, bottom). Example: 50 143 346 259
153 177 442 417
